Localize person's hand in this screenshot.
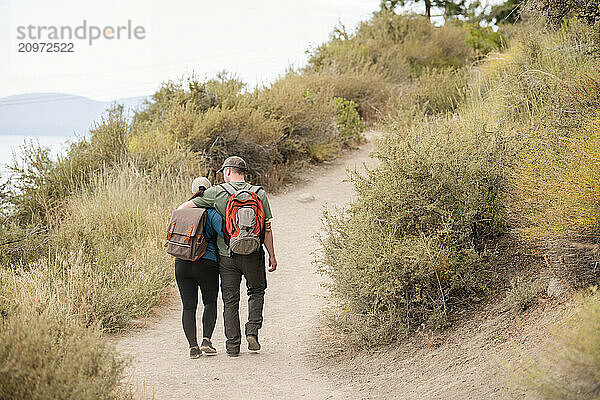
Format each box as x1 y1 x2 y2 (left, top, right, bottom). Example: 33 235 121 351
268 254 277 272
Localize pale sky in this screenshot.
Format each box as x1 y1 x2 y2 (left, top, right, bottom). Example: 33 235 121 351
0 0 503 102
0 0 381 101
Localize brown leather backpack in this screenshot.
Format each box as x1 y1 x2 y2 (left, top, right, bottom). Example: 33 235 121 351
164 208 208 261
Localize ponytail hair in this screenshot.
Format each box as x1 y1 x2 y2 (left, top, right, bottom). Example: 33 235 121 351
189 186 207 201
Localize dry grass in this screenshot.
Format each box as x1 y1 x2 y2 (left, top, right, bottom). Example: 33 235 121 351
0 276 131 400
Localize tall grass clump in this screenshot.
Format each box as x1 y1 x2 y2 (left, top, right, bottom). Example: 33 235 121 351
0 273 131 400
46 164 189 330
1 164 187 337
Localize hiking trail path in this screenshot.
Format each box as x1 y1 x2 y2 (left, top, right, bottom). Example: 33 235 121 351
115 133 378 399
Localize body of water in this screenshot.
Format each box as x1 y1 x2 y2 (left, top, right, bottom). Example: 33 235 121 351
0 135 72 177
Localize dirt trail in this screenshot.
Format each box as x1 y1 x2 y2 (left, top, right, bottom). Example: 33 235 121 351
116 134 377 399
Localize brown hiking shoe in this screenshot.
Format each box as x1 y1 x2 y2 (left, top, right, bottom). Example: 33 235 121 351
246 335 261 352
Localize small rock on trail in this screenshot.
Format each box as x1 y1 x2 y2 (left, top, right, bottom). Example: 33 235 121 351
297 193 316 203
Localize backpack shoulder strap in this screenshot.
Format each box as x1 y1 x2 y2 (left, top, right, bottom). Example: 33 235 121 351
249 185 263 194
220 182 237 196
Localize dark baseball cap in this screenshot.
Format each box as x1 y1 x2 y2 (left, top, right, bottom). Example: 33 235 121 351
217 156 247 173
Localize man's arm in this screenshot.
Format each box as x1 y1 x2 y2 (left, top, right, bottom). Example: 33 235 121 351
263 220 277 272
257 189 276 271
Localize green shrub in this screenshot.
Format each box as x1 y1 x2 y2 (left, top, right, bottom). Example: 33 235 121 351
319 103 507 346
464 24 506 56
334 97 365 143
187 105 285 183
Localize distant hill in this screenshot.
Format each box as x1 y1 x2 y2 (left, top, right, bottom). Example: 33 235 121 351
0 93 148 137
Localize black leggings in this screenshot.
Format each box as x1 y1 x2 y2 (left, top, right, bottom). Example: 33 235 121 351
174 258 219 348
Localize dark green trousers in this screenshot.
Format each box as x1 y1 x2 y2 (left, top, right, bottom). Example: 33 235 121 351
219 249 266 353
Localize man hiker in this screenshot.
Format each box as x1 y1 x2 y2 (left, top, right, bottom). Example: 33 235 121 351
178 156 277 357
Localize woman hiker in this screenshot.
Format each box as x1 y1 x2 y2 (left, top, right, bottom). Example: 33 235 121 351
174 177 224 358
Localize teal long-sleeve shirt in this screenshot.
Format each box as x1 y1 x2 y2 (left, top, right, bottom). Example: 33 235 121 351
202 208 224 262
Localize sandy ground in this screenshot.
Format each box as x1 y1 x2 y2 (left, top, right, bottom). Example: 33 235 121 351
314 296 574 400
115 134 377 399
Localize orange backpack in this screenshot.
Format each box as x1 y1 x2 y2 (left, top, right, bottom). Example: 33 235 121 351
221 183 266 255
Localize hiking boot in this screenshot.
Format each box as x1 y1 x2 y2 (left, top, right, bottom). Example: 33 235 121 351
200 339 217 355
246 335 261 352
189 346 201 359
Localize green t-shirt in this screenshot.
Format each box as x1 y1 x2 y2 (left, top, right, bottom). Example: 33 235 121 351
192 181 273 257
